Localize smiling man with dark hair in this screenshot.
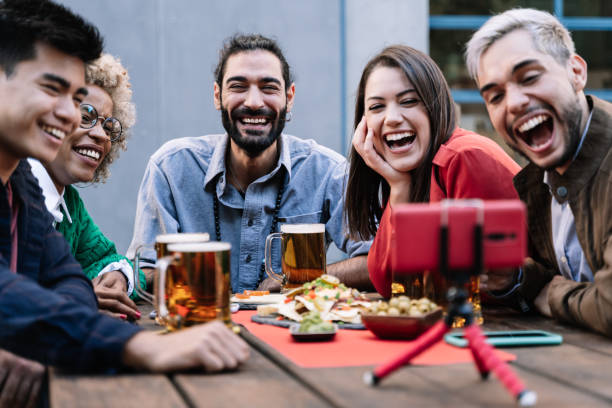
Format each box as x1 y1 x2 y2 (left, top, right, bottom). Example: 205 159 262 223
466 8 612 337
129 33 371 293
1 2 248 405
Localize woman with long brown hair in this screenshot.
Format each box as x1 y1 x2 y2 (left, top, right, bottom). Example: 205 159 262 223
344 45 521 298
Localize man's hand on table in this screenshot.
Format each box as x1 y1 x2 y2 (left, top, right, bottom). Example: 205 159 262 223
480 267 518 293
256 277 281 292
122 321 249 372
0 349 45 408
93 271 140 320
534 278 556 318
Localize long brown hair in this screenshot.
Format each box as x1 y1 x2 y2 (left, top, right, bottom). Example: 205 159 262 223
344 45 456 240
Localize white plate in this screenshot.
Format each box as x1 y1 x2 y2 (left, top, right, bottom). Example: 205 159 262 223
230 293 286 304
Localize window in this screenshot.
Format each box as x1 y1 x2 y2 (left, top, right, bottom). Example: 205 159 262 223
429 0 612 163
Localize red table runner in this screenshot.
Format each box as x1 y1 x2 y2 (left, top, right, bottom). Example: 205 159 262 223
233 311 516 368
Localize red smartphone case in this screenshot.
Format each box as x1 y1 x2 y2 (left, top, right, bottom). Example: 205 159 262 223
391 200 526 273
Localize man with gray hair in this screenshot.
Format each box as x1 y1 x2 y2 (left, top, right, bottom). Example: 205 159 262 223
466 8 612 337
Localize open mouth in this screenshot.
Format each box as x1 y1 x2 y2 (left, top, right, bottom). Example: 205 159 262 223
73 146 102 162
384 131 416 150
41 124 66 141
238 116 271 127
514 114 553 150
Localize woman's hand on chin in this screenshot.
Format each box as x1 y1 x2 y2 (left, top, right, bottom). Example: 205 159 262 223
353 116 411 205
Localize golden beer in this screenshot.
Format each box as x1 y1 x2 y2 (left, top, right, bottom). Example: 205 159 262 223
157 242 231 331
138 233 209 324
266 223 326 292
154 232 210 258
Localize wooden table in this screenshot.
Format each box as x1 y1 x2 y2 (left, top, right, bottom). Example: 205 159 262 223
50 305 612 408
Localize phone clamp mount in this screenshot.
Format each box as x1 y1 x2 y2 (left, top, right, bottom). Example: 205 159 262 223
363 200 537 407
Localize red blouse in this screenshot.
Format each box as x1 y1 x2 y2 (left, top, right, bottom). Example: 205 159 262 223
368 128 521 298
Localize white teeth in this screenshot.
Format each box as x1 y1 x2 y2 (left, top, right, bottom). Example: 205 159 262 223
242 117 267 124
42 125 66 140
75 148 100 161
385 132 415 142
518 115 548 133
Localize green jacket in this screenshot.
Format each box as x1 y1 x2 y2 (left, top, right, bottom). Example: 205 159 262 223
57 185 146 299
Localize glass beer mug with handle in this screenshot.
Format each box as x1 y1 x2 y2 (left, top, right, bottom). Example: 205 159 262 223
265 223 326 292
132 232 210 303
156 241 231 330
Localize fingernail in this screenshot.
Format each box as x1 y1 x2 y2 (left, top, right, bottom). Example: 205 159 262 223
136 311 141 318
119 314 127 320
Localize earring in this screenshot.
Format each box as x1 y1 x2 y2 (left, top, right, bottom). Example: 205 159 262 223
286 111 293 122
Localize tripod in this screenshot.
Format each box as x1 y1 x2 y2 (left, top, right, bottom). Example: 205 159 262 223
363 203 537 407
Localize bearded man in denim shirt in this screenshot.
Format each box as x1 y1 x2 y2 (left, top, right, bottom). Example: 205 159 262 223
128 34 371 293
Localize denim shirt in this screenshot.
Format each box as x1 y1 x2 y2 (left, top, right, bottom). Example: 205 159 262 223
128 134 371 293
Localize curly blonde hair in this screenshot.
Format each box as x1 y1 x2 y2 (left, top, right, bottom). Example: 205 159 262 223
85 53 136 183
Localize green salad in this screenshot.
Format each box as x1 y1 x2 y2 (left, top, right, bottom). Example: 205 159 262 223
298 310 334 333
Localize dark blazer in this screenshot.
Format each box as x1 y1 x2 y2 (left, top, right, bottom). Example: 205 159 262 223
0 160 140 370
514 96 612 337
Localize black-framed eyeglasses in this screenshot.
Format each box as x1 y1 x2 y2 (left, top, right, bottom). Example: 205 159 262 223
79 104 122 142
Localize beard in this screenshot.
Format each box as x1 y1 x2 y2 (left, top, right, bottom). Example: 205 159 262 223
543 103 583 171
221 105 287 158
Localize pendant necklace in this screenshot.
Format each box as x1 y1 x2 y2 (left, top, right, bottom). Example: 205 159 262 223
213 175 285 282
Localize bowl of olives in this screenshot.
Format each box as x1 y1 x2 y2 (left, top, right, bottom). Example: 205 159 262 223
361 296 442 340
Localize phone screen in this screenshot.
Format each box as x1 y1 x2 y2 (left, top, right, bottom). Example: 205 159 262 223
444 330 563 348
482 332 550 338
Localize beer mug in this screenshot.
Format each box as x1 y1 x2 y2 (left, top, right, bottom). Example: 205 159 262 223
133 233 210 303
156 241 231 330
265 223 326 292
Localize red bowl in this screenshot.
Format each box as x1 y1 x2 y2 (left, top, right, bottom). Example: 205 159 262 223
361 308 443 340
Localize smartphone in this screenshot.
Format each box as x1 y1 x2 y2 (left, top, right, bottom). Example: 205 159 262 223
391 200 527 273
444 330 563 348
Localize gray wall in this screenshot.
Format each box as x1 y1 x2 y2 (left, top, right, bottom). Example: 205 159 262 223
57 0 428 254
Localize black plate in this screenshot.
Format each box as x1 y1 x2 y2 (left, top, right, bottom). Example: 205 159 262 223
251 314 364 330
289 323 337 342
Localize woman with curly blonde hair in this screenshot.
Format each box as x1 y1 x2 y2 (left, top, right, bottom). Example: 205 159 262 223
29 53 143 320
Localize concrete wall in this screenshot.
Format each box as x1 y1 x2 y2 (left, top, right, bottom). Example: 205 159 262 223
56 0 428 254
344 0 429 137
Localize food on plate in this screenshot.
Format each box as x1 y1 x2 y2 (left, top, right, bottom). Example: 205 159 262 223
298 310 335 333
256 304 278 316
234 290 270 300
256 274 371 324
231 290 284 305
366 296 438 317
244 290 270 296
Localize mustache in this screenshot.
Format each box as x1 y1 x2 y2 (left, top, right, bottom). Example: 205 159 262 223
231 106 276 120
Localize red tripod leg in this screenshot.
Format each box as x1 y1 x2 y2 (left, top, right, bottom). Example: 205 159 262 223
463 324 537 406
364 320 448 386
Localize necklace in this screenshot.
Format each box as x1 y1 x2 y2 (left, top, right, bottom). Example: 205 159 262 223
213 176 285 282
226 167 247 195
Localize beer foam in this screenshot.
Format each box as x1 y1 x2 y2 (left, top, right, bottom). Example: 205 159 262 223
280 223 325 234
167 241 231 252
156 232 210 244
